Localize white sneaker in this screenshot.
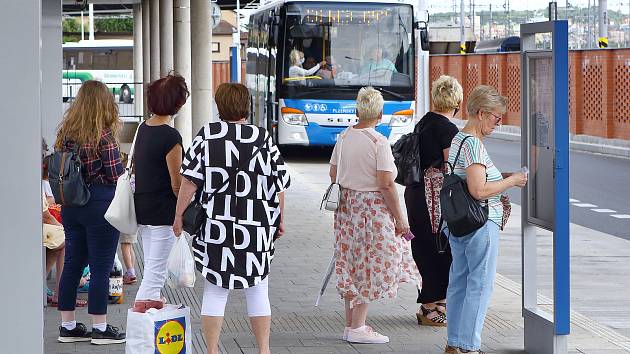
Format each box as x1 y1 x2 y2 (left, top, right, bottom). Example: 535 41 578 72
342 327 350 341
346 325 389 344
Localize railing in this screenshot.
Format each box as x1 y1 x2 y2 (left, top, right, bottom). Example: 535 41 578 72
429 49 630 140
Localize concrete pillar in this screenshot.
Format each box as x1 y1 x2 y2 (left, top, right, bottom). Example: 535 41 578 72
598 0 608 47
174 0 193 146
41 0 63 148
150 0 161 81
89 3 95 41
160 0 174 75
133 4 144 119
191 0 214 134
0 1 44 352
142 0 151 117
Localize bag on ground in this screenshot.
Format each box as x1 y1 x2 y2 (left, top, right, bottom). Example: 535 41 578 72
125 304 192 354
167 235 196 288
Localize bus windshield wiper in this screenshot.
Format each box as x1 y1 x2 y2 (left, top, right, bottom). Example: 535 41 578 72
374 87 405 100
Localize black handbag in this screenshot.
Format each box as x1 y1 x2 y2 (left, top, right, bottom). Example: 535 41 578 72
392 120 435 186
182 143 265 236
48 143 91 207
439 135 489 237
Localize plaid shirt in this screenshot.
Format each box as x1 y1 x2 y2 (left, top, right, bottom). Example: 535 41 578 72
67 129 124 185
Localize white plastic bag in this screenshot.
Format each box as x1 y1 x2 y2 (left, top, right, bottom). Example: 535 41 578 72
167 235 196 288
125 304 192 354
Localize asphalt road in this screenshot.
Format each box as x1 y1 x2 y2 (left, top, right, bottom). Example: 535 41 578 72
281 137 630 241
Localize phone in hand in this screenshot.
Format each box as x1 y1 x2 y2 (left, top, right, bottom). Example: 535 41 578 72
402 231 415 241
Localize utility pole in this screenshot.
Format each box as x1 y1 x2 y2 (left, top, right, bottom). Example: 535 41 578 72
489 3 493 39
598 0 608 47
460 0 466 53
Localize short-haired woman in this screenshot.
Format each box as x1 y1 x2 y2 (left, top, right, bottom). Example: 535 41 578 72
132 73 189 312
444 85 527 354
174 83 290 354
330 87 421 344
404 75 462 326
55 80 126 344
288 49 326 85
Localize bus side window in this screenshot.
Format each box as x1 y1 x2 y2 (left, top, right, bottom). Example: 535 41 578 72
77 51 93 70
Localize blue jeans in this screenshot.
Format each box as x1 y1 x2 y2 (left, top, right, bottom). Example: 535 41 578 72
446 221 500 351
58 184 120 315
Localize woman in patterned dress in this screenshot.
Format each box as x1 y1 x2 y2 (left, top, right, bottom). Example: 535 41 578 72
174 83 290 354
329 86 421 344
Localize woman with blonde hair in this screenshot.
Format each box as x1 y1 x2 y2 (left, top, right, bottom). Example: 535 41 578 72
330 86 420 344
54 80 126 345
444 85 527 354
288 49 326 84
404 75 462 326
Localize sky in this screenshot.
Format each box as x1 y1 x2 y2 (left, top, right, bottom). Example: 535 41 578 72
427 0 630 13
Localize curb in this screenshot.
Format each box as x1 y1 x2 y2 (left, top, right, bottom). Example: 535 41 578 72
451 119 630 159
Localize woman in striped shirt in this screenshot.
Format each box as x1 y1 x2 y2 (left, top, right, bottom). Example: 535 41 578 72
444 86 527 354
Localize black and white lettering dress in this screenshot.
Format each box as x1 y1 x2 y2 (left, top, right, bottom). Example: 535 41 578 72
180 122 291 289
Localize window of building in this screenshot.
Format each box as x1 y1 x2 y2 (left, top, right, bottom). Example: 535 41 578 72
212 42 220 53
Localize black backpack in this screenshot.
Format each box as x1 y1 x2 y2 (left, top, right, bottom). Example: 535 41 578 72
48 144 91 207
439 135 488 237
392 120 433 186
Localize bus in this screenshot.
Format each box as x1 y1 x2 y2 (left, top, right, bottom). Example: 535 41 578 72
246 0 429 146
62 39 134 103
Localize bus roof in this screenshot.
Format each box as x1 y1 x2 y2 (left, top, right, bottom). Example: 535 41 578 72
251 0 412 13
62 39 133 49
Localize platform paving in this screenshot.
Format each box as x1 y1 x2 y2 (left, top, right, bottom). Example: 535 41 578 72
44 162 630 353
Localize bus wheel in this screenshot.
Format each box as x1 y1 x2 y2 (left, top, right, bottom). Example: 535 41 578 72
120 84 133 104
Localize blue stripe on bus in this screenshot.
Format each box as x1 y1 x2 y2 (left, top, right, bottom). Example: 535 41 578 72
304 123 393 146
283 99 412 115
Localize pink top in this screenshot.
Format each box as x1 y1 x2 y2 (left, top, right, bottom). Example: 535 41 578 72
330 127 397 192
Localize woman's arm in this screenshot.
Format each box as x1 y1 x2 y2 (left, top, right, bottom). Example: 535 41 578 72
329 164 337 184
172 177 198 237
166 144 183 196
377 170 409 235
466 163 527 200
43 209 61 226
277 191 286 238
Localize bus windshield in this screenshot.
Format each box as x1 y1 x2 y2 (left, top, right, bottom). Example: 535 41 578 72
283 2 414 90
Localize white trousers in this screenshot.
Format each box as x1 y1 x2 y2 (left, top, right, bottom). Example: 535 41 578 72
135 225 176 301
201 277 271 317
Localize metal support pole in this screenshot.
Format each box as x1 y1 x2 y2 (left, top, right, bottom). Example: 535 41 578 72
598 0 608 47
160 0 174 75
150 0 161 81
191 0 214 134
460 0 466 53
236 0 242 82
133 4 144 120
142 0 151 118
89 3 94 41
81 11 85 40
174 0 192 146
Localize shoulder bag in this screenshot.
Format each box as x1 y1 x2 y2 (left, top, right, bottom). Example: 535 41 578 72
320 130 348 212
439 135 489 237
104 123 142 234
48 142 91 207
183 141 266 236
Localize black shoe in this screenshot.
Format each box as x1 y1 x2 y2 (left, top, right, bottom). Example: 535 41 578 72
91 324 126 345
58 322 92 343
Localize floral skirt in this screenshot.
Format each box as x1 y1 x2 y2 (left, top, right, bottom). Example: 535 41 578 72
334 188 421 308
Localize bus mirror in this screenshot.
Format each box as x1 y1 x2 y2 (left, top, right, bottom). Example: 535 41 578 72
415 21 430 51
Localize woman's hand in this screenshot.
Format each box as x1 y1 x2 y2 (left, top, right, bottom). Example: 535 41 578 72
395 219 410 236
275 221 285 240
508 172 528 188
320 60 327 67
173 215 183 237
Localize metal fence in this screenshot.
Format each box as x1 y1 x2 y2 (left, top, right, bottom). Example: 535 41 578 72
62 81 143 123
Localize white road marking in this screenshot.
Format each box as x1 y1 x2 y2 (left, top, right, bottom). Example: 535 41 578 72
591 209 617 213
611 214 630 219
573 203 598 208
569 198 580 203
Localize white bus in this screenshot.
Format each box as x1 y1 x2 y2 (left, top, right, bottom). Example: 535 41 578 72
246 0 430 146
62 39 135 103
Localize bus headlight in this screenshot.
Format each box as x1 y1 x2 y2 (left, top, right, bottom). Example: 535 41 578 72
389 109 414 127
281 107 309 126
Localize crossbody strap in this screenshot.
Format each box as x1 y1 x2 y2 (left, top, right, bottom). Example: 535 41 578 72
126 122 143 171
334 129 350 184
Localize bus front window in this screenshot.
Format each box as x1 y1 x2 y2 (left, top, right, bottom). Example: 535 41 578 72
283 3 414 89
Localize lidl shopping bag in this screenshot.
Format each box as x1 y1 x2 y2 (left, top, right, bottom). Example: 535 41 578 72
125 304 192 354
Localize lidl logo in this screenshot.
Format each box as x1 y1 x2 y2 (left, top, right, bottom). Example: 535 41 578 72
155 317 186 354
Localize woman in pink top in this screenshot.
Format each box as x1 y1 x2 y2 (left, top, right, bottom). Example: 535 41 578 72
329 87 421 344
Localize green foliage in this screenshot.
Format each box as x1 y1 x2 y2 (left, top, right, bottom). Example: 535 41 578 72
63 34 81 43
94 17 133 33
62 18 81 33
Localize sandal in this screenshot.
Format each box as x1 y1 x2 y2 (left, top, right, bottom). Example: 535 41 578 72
417 305 447 327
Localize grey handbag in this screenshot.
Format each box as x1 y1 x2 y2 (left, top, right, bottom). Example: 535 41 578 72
321 131 347 212
48 144 91 207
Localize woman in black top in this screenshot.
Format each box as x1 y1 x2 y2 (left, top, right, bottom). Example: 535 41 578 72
404 75 462 326
132 73 189 313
